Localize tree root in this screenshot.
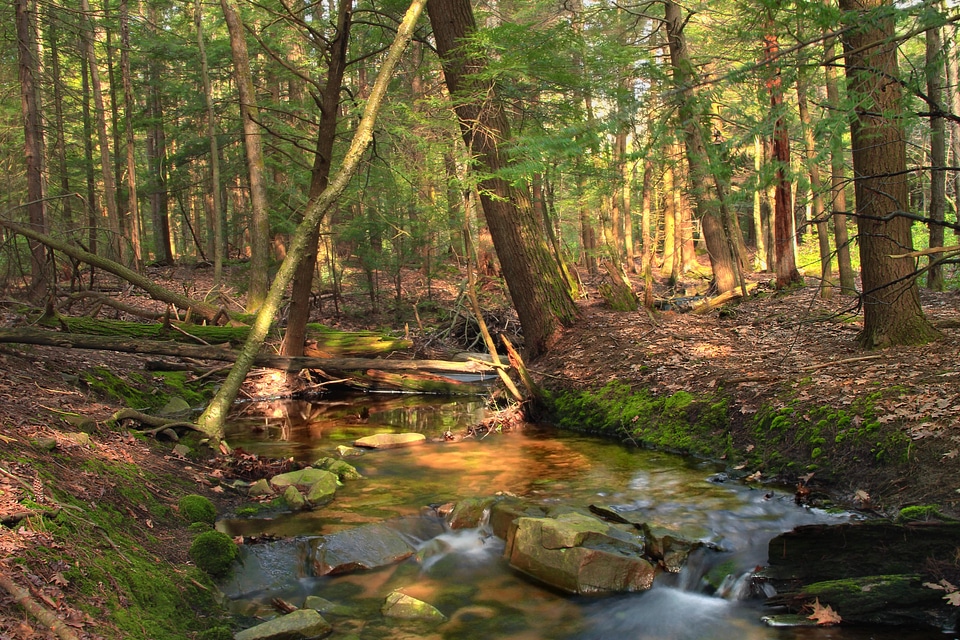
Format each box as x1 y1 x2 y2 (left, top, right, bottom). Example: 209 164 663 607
107 408 202 436
0 569 81 640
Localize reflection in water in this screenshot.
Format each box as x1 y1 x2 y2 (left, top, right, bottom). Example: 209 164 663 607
221 396 947 640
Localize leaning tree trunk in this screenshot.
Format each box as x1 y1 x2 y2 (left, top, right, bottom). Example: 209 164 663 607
15 0 48 301
839 0 938 348
427 0 578 358
196 0 427 441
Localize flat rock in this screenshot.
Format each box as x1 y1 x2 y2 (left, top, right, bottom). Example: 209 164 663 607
310 517 444 576
269 468 338 492
353 433 425 449
234 608 331 640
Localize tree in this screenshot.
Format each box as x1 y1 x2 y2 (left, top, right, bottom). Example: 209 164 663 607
924 10 946 291
221 0 272 310
839 0 938 348
196 0 427 441
280 0 352 359
427 0 578 358
15 0 48 300
195 0 224 284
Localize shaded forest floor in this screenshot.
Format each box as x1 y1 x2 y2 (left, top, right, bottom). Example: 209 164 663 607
0 258 959 638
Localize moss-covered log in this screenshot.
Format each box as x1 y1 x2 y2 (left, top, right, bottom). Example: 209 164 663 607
351 369 489 395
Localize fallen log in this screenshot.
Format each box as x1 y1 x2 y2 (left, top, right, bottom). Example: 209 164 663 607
0 327 493 375
353 369 489 395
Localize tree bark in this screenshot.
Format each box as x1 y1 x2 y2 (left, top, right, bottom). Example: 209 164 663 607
196 0 427 440
15 0 48 301
281 0 353 358
145 2 173 266
221 0 272 310
839 0 938 348
427 0 578 358
47 16 73 229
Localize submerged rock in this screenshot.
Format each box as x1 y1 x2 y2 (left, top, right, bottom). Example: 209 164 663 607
381 590 447 622
310 517 445 576
233 608 331 640
312 457 362 481
353 432 426 449
269 468 339 509
504 511 658 594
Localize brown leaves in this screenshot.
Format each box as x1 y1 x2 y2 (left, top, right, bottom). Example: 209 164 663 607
806 598 842 625
923 579 960 606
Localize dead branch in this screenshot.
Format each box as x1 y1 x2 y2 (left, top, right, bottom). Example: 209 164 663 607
799 354 883 372
0 570 81 640
64 290 170 320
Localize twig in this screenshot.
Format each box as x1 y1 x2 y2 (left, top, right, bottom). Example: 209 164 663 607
800 354 883 372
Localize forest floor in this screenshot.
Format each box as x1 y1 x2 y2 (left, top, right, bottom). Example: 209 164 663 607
0 259 958 638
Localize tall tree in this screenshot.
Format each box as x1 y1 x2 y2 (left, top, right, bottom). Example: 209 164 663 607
797 68 833 297
839 0 938 347
924 11 945 291
823 21 856 294
427 0 578 358
280 0 352 358
763 19 800 288
80 0 123 263
120 0 142 270
663 0 739 294
195 0 224 284
145 2 172 265
15 0 48 300
221 0 272 311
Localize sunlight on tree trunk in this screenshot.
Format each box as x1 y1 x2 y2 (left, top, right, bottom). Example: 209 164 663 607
197 0 427 441
195 0 223 285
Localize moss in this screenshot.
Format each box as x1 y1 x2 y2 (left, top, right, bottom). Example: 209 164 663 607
179 494 217 525
199 627 234 640
189 531 239 578
80 367 215 413
897 505 951 522
544 382 732 459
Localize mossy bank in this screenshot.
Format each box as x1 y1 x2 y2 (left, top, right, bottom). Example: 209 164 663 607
543 380 918 512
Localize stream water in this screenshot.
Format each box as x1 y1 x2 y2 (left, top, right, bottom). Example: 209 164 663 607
219 394 952 640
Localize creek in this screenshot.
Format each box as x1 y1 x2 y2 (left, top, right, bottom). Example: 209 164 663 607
218 394 950 640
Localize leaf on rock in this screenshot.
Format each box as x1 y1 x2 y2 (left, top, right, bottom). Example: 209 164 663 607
944 591 960 607
807 598 842 625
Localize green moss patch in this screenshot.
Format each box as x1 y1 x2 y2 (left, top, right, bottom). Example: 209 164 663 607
189 531 239 578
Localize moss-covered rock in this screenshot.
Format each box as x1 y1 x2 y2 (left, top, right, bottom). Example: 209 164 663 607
179 494 216 524
189 530 239 578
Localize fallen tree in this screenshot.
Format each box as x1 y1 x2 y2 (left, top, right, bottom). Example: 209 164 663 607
0 327 493 375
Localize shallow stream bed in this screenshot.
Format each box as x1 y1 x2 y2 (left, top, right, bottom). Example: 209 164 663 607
219 394 952 640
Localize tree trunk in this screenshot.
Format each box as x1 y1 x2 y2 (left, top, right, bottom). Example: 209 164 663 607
753 136 768 271
427 0 578 358
797 70 833 298
839 0 939 348
197 0 427 440
221 0 272 310
80 47 99 263
764 27 801 288
15 0 48 301
195 0 224 284
281 0 352 358
120 0 142 271
664 0 737 293
47 16 73 229
80 0 122 264
662 160 677 283
145 2 173 265
824 24 856 294
925 17 945 291
945 7 960 215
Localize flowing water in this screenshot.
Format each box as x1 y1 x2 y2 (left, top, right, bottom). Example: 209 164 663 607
219 394 952 640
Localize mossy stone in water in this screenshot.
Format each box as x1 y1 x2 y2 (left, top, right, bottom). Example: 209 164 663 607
179 494 217 524
189 531 238 578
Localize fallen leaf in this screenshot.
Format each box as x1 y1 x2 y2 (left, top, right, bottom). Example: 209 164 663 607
945 592 960 607
942 450 958 460
924 581 947 591
745 444 755 453
807 598 842 625
745 470 762 482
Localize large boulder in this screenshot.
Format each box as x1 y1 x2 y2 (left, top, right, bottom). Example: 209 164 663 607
234 608 331 640
504 512 658 594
